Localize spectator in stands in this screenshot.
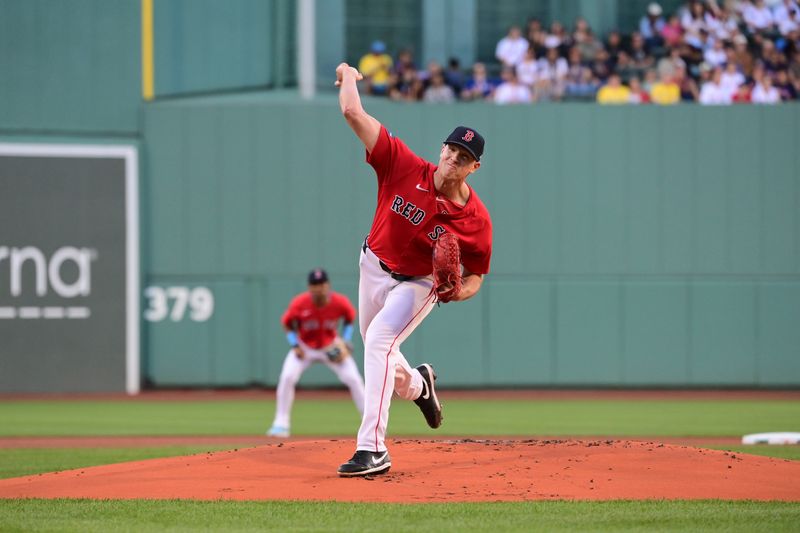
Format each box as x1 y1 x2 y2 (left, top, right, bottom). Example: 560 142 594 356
682 1 709 48
516 48 540 89
708 7 739 42
661 14 684 48
615 51 638 81
773 68 798 99
650 69 681 104
358 40 393 95
528 24 548 58
496 26 530 67
733 34 757 77
628 76 652 103
774 0 800 37
591 47 614 83
393 48 417 79
418 60 442 89
535 46 568 101
564 46 598 100
675 64 700 100
643 68 659 93
704 39 728 67
789 51 800 91
546 21 570 53
573 18 604 63
388 67 423 102
761 39 788 73
597 73 631 104
526 18 544 45
423 71 456 103
461 62 495 101
732 82 753 103
629 32 656 74
720 60 746 96
640 3 667 49
742 0 776 36
444 57 466 95
699 66 732 104
605 30 625 66
493 67 532 104
751 73 782 102
658 46 687 80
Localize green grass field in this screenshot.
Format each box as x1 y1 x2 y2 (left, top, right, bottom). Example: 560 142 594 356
1 396 798 532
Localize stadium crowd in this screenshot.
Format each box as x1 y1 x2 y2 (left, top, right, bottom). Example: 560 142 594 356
357 0 800 104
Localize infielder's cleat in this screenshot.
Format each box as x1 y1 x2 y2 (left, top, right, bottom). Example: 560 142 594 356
266 425 290 438
414 363 442 429
337 450 391 477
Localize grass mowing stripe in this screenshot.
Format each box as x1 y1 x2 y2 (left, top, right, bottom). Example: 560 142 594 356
0 499 798 532
1 399 798 437
0 446 237 480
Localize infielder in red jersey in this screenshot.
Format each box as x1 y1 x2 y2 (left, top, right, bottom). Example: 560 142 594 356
334 63 493 476
266 268 365 438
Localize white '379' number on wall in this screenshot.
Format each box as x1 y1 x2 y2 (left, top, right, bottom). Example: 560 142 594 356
143 286 214 322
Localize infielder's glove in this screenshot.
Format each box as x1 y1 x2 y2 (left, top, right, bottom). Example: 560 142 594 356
432 232 462 303
325 338 350 363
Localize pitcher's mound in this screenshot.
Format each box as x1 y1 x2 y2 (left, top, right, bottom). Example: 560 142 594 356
0 439 798 502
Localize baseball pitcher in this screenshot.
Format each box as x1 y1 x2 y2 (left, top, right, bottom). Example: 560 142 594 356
335 63 493 476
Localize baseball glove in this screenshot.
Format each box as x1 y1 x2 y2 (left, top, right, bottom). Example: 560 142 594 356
432 232 462 303
325 338 350 363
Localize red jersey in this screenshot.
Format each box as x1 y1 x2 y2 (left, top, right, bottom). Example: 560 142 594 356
365 126 493 276
281 292 355 349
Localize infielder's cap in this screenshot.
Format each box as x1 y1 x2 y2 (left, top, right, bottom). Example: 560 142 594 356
308 268 329 285
444 126 484 161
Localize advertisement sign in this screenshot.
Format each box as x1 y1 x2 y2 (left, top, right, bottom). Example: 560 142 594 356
0 144 139 393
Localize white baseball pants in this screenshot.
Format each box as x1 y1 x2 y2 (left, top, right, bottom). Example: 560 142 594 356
271 339 365 430
356 245 437 452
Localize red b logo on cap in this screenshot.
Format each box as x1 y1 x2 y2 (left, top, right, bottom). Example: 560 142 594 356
463 130 474 142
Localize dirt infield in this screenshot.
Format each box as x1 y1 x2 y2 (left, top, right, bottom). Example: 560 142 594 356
1 438 798 502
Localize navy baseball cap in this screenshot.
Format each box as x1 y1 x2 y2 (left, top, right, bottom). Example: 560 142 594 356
444 126 485 161
308 268 329 285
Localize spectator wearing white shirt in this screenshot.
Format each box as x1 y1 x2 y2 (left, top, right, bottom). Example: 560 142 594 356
720 61 746 96
707 8 740 41
682 1 709 47
699 67 733 104
535 47 569 101
422 72 455 103
493 67 533 104
774 0 800 35
704 39 728 67
773 0 800 32
743 0 776 33
496 26 530 68
516 48 540 88
751 75 782 103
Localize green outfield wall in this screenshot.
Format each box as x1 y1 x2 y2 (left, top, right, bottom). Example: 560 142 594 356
140 98 800 388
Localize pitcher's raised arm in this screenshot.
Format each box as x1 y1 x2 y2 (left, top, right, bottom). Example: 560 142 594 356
335 62 381 153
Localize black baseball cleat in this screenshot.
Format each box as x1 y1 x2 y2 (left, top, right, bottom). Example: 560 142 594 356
337 450 391 477
414 363 443 429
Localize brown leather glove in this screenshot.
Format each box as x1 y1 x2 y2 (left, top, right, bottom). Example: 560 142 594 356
432 232 462 303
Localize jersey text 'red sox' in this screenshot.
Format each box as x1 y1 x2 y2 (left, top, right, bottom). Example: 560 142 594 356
365 127 493 277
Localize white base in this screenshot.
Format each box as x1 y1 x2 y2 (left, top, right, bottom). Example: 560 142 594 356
741 432 800 445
